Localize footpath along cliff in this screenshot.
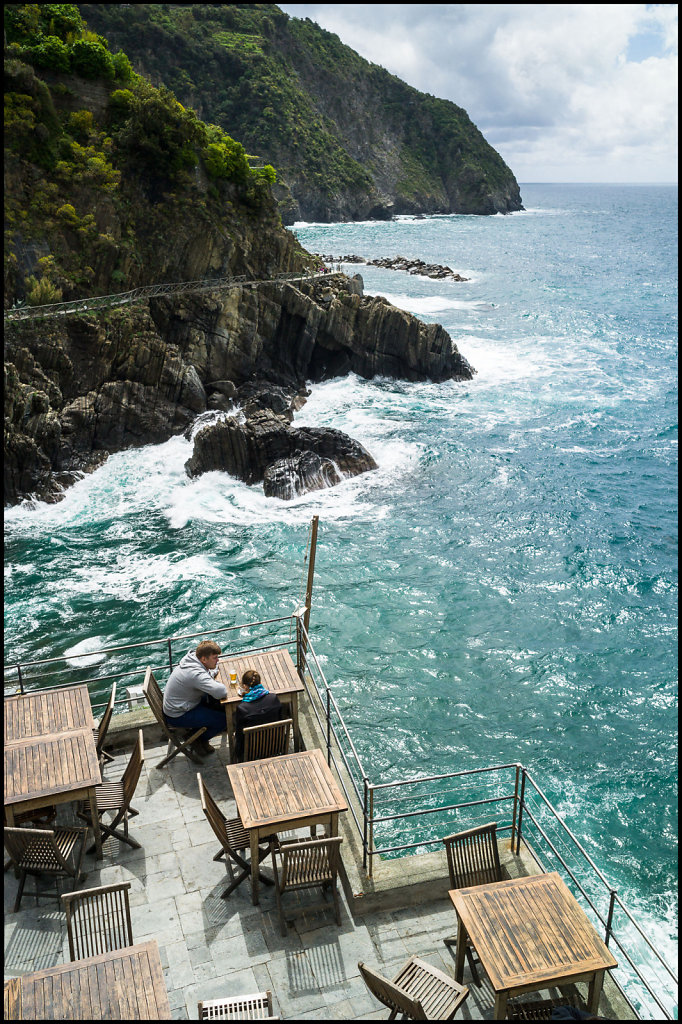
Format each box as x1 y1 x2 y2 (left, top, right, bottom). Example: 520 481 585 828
4 6 474 506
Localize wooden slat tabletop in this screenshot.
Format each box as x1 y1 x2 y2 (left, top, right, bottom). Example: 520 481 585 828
449 872 617 992
227 748 348 830
5 685 95 744
4 941 170 1020
4 978 21 1020
4 728 101 805
217 648 303 705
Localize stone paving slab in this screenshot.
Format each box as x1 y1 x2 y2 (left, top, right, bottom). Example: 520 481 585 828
4 738 601 1021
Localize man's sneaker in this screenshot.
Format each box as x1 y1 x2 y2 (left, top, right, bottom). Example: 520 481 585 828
197 738 216 756
189 741 206 761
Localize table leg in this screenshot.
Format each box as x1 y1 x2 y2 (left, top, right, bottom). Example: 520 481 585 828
493 991 509 1020
250 829 260 905
88 790 103 859
5 807 16 826
454 916 467 984
588 969 605 1015
223 704 236 761
291 695 301 752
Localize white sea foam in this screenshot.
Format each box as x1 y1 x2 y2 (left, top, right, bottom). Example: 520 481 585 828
63 637 108 667
371 292 484 315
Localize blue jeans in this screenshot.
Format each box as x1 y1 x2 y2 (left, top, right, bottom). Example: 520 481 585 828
165 697 226 740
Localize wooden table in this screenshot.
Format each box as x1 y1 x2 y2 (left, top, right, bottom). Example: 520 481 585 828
218 648 305 759
449 872 618 1019
3 940 170 1020
5 684 95 742
4 686 103 858
227 748 348 904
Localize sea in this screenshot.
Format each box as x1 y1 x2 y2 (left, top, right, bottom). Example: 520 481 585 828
3 183 678 1017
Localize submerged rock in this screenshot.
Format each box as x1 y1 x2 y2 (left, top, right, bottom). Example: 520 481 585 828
184 412 377 500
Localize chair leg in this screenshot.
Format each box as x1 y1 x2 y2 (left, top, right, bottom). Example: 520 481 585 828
156 728 207 769
13 870 27 913
465 943 481 987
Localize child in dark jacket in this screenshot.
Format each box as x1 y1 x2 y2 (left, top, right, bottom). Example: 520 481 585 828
234 669 284 761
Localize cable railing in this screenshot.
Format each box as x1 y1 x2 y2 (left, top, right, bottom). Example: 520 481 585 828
3 269 333 323
4 615 677 1019
294 619 677 1022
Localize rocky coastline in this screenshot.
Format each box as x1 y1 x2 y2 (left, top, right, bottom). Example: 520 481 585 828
4 273 475 505
314 254 469 282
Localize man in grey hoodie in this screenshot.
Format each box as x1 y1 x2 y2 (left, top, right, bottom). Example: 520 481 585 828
163 640 227 758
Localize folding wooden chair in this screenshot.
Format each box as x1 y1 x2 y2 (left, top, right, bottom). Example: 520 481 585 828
94 681 116 768
197 774 274 898
241 718 292 763
62 881 133 960
442 822 503 986
270 835 343 936
4 826 88 912
143 667 206 768
358 956 469 1020
79 730 144 850
198 990 279 1019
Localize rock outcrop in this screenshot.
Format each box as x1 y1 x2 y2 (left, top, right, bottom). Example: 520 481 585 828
4 273 474 505
185 405 378 500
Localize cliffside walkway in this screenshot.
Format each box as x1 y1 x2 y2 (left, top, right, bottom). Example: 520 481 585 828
3 270 331 324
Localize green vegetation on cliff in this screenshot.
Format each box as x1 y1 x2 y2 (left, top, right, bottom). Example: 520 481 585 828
4 3 305 306
78 3 523 222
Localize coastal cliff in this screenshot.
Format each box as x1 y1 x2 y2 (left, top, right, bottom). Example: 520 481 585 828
79 4 523 222
5 274 473 504
3 6 474 506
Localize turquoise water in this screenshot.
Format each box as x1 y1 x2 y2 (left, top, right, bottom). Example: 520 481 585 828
4 184 678 1013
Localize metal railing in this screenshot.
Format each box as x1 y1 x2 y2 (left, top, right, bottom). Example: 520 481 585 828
3 270 334 323
294 620 677 1022
4 615 677 1020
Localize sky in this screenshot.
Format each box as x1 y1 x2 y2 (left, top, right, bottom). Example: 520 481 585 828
279 4 678 183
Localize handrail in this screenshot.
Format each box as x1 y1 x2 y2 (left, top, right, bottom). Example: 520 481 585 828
3 615 676 1019
4 270 332 323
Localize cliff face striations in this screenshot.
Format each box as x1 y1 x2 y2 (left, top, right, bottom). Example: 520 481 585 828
79 4 523 222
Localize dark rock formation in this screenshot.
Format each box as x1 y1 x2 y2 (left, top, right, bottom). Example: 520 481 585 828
184 408 378 500
4 273 474 506
315 254 469 282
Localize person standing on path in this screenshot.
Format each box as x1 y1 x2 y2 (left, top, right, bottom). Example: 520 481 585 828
163 640 227 758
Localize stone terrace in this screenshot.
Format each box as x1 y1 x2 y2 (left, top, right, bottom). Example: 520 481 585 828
4 734 634 1021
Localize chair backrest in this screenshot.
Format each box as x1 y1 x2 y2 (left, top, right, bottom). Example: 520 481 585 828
142 667 168 729
242 718 292 763
278 836 342 893
4 827 71 873
120 730 145 807
198 991 276 1019
61 882 133 960
442 822 502 890
357 961 425 1019
197 773 231 853
95 681 116 758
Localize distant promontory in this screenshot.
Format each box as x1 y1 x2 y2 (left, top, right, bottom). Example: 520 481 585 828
79 3 524 223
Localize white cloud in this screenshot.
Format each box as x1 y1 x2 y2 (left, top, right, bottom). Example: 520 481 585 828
279 4 678 182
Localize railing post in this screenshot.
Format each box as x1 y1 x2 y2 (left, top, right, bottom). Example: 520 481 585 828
368 785 375 879
296 615 303 677
16 664 24 695
363 778 369 871
167 638 173 673
326 688 331 766
511 764 520 851
516 769 527 856
605 889 617 947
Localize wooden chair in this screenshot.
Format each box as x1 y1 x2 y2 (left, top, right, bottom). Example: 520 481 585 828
442 822 503 986
358 956 469 1020
78 730 144 850
4 826 88 912
94 681 116 768
241 718 292 763
506 995 581 1020
61 881 133 960
198 990 279 1019
143 667 206 768
197 774 274 898
270 835 343 936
